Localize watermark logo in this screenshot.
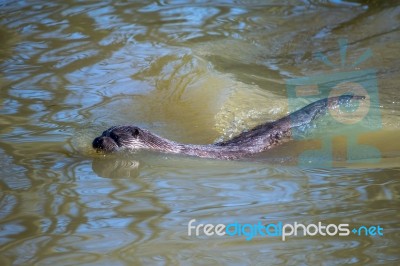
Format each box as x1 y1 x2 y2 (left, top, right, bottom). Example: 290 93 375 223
285 39 381 167
187 219 384 241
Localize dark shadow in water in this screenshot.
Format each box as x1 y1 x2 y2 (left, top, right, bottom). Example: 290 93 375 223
92 156 140 179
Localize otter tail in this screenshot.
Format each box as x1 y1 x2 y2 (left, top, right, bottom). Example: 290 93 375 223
286 94 365 128
217 94 365 149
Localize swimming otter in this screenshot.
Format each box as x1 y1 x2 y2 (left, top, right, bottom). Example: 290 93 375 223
93 95 364 160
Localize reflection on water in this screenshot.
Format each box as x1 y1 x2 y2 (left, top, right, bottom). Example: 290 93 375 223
1 0 400 265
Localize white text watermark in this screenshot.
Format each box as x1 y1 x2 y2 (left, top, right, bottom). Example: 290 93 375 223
188 219 383 241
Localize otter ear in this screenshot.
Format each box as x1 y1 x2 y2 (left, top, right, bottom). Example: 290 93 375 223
132 128 140 137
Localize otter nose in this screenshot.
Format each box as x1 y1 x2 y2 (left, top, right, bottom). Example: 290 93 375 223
92 136 118 152
92 136 105 150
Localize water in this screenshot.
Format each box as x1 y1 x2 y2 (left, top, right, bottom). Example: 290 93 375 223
1 1 400 265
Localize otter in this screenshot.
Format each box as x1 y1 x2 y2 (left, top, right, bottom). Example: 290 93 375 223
92 95 364 160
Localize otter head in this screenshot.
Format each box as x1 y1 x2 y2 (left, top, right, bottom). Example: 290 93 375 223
92 125 149 153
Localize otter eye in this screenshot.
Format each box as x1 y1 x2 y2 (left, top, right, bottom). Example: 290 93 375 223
110 132 119 141
132 128 139 138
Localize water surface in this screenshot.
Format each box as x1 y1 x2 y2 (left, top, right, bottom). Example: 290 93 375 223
1 1 400 265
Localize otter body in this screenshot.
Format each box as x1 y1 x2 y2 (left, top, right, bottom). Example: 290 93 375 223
92 95 364 160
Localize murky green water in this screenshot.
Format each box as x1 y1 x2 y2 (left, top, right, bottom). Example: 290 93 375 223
1 1 400 265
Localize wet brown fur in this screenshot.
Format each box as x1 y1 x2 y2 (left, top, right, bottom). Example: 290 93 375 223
93 95 364 159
